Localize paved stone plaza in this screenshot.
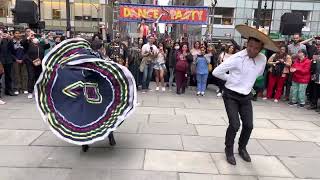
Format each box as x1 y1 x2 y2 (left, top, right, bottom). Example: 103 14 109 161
1 85 320 180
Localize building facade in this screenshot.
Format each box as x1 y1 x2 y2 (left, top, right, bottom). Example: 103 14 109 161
203 0 320 45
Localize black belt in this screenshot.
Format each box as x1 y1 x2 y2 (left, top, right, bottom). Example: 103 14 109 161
224 88 250 98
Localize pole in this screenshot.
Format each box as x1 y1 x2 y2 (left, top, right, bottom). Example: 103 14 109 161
37 0 41 33
66 0 71 38
262 0 267 28
97 7 100 33
268 0 275 35
256 0 263 29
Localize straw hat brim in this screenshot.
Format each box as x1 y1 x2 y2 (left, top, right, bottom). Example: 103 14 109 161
236 24 279 52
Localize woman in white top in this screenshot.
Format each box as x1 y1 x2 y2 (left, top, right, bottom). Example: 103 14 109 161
218 44 236 64
154 42 167 91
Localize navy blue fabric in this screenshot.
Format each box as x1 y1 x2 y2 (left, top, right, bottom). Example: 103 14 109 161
51 66 114 127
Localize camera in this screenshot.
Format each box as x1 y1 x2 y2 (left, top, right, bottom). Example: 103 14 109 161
150 46 153 52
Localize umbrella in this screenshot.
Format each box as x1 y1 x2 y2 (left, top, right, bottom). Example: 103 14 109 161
35 38 137 145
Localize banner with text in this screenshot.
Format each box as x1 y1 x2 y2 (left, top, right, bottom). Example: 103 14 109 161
119 3 209 25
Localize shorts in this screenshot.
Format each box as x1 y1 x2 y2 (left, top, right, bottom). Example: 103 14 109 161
154 63 166 70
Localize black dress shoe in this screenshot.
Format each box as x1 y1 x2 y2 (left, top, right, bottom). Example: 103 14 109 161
5 92 17 96
238 148 251 162
225 148 236 165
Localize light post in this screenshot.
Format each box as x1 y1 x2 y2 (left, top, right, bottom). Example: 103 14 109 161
90 3 100 33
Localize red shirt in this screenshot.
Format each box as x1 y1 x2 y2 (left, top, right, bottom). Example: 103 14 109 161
292 57 311 84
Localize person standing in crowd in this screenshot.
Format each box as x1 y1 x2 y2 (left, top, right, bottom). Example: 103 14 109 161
154 42 167 91
263 45 292 103
138 18 149 44
44 32 56 56
12 30 28 95
22 31 50 99
175 53 189 95
140 35 158 93
212 25 278 166
189 41 201 87
215 44 236 97
288 49 311 108
129 38 143 89
106 33 128 67
205 45 218 87
195 46 210 96
308 52 320 111
0 30 16 96
286 33 307 101
0 61 4 104
166 41 178 91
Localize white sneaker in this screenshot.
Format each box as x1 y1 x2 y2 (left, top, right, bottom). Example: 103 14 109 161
0 99 6 105
263 97 268 100
196 91 201 96
162 87 166 92
217 92 222 97
216 89 220 93
156 87 160 91
201 92 205 96
27 93 33 99
274 99 279 103
14 91 19 95
23 91 28 94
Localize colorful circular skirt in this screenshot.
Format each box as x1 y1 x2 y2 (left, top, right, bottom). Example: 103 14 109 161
35 38 137 145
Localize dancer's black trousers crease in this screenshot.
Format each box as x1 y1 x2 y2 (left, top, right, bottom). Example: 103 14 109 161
223 88 253 150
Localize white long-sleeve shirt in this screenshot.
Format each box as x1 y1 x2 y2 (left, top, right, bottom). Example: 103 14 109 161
212 49 267 95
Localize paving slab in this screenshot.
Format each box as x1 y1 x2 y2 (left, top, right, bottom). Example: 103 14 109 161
8 109 42 119
0 167 70 180
149 114 187 124
111 170 178 180
313 121 320 127
289 130 320 142
138 123 197 135
41 147 145 169
259 178 320 180
285 114 320 121
211 153 294 177
135 107 175 115
0 118 48 130
254 119 278 129
254 111 288 120
279 156 320 179
271 120 320 131
259 140 320 157
143 100 185 108
195 125 227 137
31 131 77 147
126 114 149 123
186 114 227 126
251 128 300 141
0 146 54 167
144 150 218 174
182 136 268 155
65 168 111 180
0 129 44 145
179 173 258 180
115 121 142 133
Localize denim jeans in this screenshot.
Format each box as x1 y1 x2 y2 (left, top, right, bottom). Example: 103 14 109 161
196 73 208 92
169 67 175 89
142 63 154 90
290 81 308 104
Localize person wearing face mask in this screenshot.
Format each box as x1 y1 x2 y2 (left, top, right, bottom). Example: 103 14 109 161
22 31 50 99
0 30 16 97
288 49 311 108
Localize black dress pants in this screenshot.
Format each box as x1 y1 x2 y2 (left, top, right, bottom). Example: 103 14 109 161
223 88 253 150
25 60 42 93
3 63 13 93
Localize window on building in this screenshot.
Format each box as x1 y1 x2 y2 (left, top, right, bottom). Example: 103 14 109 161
213 8 234 25
0 7 7 17
292 10 310 27
52 9 61 20
253 9 272 27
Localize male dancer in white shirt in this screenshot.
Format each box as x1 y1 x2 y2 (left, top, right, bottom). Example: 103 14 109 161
212 25 278 165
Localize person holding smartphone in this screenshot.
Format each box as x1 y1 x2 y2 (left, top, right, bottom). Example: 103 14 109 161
140 35 158 93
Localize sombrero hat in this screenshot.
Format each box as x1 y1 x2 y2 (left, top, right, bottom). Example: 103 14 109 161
236 24 279 52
